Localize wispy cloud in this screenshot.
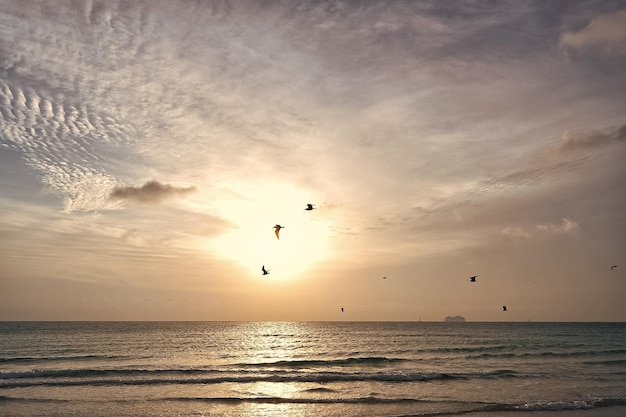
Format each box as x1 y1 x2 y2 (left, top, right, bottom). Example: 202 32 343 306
380 118 623 258
454 121 626 202
109 180 197 204
503 217 580 239
560 10 626 55
556 123 626 154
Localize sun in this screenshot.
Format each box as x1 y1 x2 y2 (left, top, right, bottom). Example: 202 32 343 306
209 182 332 279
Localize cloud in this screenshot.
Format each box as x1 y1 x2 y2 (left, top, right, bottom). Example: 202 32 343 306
455 122 625 201
501 226 532 239
536 217 579 234
121 228 143 244
109 180 197 204
0 78 128 213
560 10 626 55
503 217 580 239
556 123 626 154
391 119 623 249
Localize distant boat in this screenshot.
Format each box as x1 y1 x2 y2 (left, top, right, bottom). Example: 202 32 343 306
444 315 465 322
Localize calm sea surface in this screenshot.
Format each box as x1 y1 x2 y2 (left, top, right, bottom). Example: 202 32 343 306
1 322 625 417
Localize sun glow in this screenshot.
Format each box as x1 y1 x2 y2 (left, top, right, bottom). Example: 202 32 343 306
210 182 332 279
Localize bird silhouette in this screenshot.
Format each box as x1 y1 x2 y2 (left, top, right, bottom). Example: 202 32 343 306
383 276 388 279
502 305 507 312
261 265 269 275
469 275 478 282
341 307 344 312
273 224 284 239
305 204 316 211
611 265 619 271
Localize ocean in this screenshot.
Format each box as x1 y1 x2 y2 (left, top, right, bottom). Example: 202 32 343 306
1 321 625 417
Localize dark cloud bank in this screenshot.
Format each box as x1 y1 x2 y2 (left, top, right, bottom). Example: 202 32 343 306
109 180 197 203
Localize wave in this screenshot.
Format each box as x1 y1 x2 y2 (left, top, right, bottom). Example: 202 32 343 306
466 348 626 360
0 368 222 380
164 396 437 404
302 387 337 393
162 396 626 410
583 358 626 366
238 356 407 368
482 397 626 412
400 397 626 416
0 354 135 364
4 394 623 414
0 395 69 403
416 345 510 354
0 368 518 388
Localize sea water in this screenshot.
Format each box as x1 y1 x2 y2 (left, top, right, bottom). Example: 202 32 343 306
1 321 625 416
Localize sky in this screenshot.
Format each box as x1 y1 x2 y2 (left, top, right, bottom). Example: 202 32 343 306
1 0 625 322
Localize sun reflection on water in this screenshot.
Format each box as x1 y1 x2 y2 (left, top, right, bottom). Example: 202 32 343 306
238 322 313 364
232 322 315 417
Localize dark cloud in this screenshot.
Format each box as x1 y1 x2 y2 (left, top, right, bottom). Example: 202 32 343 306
109 180 197 203
557 123 626 154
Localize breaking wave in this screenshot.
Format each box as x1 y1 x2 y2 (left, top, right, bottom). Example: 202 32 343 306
0 367 517 388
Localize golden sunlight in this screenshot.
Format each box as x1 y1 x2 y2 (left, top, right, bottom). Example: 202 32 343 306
210 182 332 279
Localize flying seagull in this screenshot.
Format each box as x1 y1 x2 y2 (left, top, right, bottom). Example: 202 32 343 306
273 224 284 239
502 305 507 312
611 265 619 271
305 204 316 211
469 275 478 282
261 265 270 275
